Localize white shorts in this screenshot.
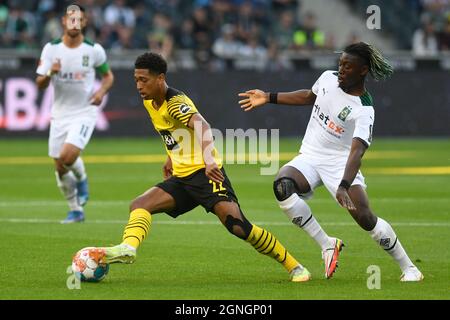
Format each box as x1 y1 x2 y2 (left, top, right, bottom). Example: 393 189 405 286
283 153 366 200
48 117 97 158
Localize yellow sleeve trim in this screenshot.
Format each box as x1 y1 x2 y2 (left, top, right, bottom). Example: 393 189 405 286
167 96 197 125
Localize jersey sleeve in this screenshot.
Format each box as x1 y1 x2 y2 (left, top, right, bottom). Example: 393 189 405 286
93 44 110 75
36 43 52 76
311 71 332 95
353 107 374 148
166 96 198 127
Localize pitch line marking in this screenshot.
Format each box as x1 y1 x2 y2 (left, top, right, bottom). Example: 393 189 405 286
0 217 448 227
0 151 418 165
0 197 448 207
1 155 449 174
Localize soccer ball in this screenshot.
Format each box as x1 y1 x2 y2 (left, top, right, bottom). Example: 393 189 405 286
72 247 109 282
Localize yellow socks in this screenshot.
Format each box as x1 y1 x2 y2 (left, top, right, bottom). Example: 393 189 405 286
246 224 299 273
122 208 152 249
121 210 300 273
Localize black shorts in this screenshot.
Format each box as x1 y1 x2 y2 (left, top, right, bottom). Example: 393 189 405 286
156 167 239 218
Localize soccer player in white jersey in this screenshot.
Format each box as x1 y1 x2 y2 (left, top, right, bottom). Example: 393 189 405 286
238 42 423 282
35 4 114 224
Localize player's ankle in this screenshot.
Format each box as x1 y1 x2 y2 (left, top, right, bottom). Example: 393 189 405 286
120 243 137 251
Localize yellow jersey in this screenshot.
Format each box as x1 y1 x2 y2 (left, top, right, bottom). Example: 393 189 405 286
143 87 222 177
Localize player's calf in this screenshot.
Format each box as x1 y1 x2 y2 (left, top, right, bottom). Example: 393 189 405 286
347 206 377 231
246 224 310 281
214 202 309 281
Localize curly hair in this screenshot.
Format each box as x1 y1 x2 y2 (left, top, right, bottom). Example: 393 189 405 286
344 42 393 81
135 52 167 75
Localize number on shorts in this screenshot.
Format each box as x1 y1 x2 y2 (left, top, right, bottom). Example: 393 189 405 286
80 125 89 138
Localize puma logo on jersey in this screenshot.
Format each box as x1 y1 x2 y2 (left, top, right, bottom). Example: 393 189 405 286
313 104 345 135
179 104 191 114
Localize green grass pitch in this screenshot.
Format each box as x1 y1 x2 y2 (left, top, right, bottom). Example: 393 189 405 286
0 138 449 300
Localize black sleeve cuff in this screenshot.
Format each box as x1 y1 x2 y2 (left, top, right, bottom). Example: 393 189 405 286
353 137 369 149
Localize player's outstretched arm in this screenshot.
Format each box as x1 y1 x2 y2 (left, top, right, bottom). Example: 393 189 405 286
238 89 316 111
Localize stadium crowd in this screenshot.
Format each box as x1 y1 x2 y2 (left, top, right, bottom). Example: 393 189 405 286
411 0 450 55
0 0 449 68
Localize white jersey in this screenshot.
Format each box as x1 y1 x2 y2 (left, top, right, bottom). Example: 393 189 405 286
300 70 375 161
36 38 109 120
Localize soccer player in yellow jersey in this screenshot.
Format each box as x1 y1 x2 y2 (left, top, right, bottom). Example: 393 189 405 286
96 52 311 282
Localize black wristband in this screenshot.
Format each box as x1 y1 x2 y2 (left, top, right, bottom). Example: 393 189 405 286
339 180 351 190
269 92 278 104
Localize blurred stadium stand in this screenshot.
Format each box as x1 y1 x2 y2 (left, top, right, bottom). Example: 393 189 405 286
0 0 449 137
1 0 450 61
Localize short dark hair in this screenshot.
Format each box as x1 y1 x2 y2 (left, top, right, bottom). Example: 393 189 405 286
135 52 167 75
343 42 393 81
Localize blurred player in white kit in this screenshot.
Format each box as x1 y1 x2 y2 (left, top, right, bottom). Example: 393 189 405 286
36 4 114 223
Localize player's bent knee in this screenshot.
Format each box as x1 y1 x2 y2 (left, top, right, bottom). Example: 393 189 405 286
129 195 164 213
273 177 299 201
224 215 252 240
59 153 77 167
129 197 146 212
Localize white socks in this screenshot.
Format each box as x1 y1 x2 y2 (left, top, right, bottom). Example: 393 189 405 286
56 157 86 212
55 171 82 212
369 217 414 272
278 193 416 273
278 194 334 250
67 157 87 181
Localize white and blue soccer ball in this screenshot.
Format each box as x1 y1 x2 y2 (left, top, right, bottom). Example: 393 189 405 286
72 247 109 282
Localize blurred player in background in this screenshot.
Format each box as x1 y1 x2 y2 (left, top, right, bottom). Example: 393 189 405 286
93 52 311 282
36 4 114 223
238 42 423 282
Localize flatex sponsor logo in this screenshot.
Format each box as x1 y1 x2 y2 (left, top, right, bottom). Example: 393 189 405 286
313 104 345 136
